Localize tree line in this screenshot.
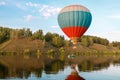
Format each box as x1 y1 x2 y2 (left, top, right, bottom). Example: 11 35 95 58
0 26 119 48
112 41 120 49
78 35 109 47
0 26 66 47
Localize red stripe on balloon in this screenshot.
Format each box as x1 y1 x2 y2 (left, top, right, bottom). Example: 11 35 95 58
62 26 87 37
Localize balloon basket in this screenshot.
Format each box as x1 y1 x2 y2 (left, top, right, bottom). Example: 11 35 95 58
73 46 77 49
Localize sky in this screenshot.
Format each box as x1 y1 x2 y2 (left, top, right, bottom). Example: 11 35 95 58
0 0 120 42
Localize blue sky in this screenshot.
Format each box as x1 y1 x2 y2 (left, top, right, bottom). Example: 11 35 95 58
0 0 120 42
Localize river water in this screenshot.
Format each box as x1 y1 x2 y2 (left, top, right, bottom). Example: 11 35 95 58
2 63 120 80
0 56 120 80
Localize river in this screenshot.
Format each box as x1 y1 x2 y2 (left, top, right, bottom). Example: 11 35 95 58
0 56 120 80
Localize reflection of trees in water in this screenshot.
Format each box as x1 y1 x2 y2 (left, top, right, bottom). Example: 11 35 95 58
8 69 31 78
1 56 120 79
32 68 43 78
2 60 64 79
0 64 8 79
9 68 43 79
44 60 64 74
78 60 110 72
0 67 43 79
112 58 120 66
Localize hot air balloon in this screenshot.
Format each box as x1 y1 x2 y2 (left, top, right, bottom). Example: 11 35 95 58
58 5 92 47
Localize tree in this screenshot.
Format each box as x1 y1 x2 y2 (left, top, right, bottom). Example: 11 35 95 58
51 36 64 47
47 49 55 59
0 27 11 43
16 28 26 38
0 32 6 43
87 37 93 46
45 32 53 42
25 28 32 37
32 29 44 40
59 47 65 60
112 41 120 49
81 37 93 47
64 40 70 47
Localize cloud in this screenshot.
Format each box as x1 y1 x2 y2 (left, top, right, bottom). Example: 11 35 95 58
24 15 34 21
15 3 27 10
107 14 120 19
26 2 40 7
51 26 59 28
0 1 6 6
42 12 51 18
25 2 61 18
39 5 61 18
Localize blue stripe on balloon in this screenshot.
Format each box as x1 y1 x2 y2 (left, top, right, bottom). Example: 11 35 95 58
58 11 92 28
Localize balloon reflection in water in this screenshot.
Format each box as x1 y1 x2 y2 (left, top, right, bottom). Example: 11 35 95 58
65 64 85 80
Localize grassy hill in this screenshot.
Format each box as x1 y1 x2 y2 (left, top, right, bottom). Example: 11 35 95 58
0 38 120 53
0 38 55 52
0 26 120 53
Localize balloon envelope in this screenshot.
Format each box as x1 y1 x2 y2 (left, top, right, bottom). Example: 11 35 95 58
58 5 92 44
